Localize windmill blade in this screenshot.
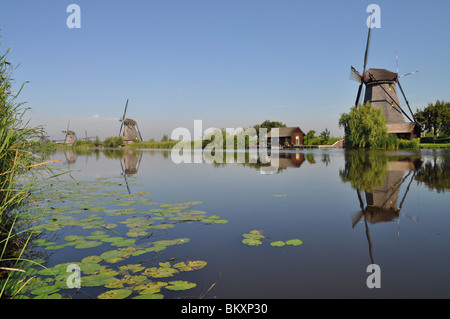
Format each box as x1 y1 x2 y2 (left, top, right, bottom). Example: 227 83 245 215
368 72 414 123
119 99 129 136
349 66 362 83
396 50 399 74
136 152 143 171
67 119 71 131
399 71 419 78
355 83 364 106
362 12 373 74
122 99 129 121
396 79 416 122
119 159 131 195
353 12 373 107
136 123 143 141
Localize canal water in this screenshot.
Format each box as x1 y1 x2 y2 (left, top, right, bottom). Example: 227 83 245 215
15 148 450 298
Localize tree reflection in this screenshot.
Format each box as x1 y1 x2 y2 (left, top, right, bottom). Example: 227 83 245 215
414 150 450 193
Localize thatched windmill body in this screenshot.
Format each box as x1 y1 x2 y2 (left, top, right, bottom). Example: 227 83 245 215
119 99 143 144
62 120 77 145
350 15 420 139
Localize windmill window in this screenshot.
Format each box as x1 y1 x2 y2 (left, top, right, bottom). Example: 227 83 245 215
389 85 392 91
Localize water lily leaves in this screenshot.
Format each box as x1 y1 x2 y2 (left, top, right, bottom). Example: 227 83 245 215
80 262 102 274
119 264 145 274
173 260 207 272
143 266 179 278
100 247 136 264
242 238 263 246
82 274 117 287
81 255 102 264
30 285 61 296
75 240 103 249
133 293 164 299
110 238 135 248
165 280 196 291
242 230 265 246
86 231 110 240
22 173 227 299
64 235 85 242
242 230 303 248
105 275 146 289
97 288 132 299
286 239 303 246
270 241 286 247
135 281 168 295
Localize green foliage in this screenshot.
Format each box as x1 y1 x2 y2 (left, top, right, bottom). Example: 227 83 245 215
319 128 330 145
73 139 94 148
340 150 389 193
253 120 287 139
414 100 450 136
102 136 124 148
305 130 316 145
160 134 169 142
398 139 419 149
0 43 56 299
93 136 102 147
339 103 388 149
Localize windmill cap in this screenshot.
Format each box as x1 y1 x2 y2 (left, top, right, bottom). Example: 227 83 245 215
364 68 398 84
124 118 137 125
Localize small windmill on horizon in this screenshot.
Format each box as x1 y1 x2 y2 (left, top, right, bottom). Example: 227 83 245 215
62 119 77 145
349 13 421 139
118 99 143 144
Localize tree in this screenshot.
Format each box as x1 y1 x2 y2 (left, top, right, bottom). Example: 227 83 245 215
160 134 169 142
320 128 330 145
338 103 388 149
254 120 286 136
306 130 316 145
414 100 450 136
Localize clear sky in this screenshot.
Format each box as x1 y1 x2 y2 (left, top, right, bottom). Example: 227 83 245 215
1 0 449 140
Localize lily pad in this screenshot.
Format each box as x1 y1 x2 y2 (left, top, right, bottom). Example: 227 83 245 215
135 281 168 295
165 280 196 291
31 285 61 296
173 260 207 272
75 241 103 249
286 239 303 246
143 267 179 278
242 238 263 246
97 288 132 299
270 241 286 247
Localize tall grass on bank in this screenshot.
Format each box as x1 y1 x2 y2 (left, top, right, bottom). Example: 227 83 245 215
0 45 56 298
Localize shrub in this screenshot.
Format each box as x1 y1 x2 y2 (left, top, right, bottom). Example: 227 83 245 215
339 103 388 149
102 136 124 148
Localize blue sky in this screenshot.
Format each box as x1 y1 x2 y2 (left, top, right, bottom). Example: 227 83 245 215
1 0 449 140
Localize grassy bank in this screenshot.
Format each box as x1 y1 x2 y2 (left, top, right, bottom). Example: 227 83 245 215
0 45 56 298
420 143 450 149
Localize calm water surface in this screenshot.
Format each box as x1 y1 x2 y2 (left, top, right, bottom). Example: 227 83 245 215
31 148 450 298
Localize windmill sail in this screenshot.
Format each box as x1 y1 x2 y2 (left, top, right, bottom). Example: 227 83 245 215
349 13 420 139
62 119 77 145
118 99 142 144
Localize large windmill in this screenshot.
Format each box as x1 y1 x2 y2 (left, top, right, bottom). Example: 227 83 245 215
62 119 77 145
350 14 421 139
119 99 143 144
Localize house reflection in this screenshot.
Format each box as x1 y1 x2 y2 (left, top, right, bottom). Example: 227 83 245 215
250 152 305 174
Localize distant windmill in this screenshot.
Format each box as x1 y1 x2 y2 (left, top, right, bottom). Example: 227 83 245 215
62 119 77 145
119 99 143 144
349 13 421 139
